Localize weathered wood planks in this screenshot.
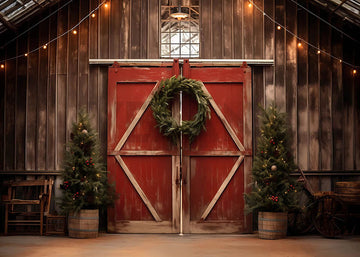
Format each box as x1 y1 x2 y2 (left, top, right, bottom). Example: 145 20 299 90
0 0 359 179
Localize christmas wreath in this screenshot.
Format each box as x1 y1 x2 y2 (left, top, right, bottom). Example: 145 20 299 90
151 76 211 144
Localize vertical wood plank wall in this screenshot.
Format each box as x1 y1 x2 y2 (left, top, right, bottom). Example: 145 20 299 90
0 0 359 177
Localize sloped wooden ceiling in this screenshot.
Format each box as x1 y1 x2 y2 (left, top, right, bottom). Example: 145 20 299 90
0 0 60 34
312 0 360 27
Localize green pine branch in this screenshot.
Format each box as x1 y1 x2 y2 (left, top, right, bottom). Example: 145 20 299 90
245 104 299 213
59 108 117 214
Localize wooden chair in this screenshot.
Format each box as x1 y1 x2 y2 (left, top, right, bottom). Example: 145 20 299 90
3 179 53 236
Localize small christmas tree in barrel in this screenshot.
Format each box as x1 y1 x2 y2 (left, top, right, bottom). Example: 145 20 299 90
245 104 298 239
59 109 115 238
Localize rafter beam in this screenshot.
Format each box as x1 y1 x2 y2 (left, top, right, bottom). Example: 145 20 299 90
331 0 349 14
0 13 17 33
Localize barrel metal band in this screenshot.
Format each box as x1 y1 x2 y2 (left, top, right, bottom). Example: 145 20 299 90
258 229 287 233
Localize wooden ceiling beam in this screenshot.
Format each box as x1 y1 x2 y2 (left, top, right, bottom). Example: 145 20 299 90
0 13 17 33
331 0 349 14
0 1 15 11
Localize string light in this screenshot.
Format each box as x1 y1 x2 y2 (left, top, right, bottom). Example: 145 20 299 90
72 30 78 35
248 0 359 70
288 0 360 45
0 0 107 63
2 0 73 49
0 0 358 72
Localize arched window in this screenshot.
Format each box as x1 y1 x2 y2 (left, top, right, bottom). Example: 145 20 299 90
160 0 200 58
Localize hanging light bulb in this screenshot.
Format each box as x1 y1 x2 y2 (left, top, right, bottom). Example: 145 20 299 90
277 25 281 30
353 69 357 75
170 0 188 20
297 42 302 48
91 13 96 18
0 64 4 69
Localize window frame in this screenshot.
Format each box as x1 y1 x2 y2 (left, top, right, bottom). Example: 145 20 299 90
159 1 200 59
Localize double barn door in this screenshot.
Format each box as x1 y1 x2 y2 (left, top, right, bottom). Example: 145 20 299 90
107 60 252 233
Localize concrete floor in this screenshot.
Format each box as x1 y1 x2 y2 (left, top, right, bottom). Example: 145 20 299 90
0 234 359 257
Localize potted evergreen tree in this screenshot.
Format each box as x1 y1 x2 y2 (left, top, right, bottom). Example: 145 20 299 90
59 109 116 238
245 104 298 239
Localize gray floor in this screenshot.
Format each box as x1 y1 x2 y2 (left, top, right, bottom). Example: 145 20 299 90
1 234 360 257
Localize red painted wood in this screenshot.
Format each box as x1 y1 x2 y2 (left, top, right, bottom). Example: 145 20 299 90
110 156 172 221
107 61 179 232
108 60 251 233
190 156 244 220
182 62 251 233
182 82 244 152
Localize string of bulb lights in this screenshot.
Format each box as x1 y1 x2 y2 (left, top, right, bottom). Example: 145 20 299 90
0 0 108 68
0 0 358 75
248 0 358 74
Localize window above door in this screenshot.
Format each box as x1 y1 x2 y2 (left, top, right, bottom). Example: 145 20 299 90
160 0 200 58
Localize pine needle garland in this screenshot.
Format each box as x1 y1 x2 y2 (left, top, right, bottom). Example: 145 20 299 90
151 76 211 144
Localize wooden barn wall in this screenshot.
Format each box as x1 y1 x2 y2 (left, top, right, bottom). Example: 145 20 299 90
0 0 360 187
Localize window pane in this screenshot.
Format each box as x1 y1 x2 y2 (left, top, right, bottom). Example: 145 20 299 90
161 44 171 57
190 21 199 32
170 21 179 32
191 44 199 56
180 21 190 32
181 32 190 43
161 21 169 32
171 44 180 56
181 44 190 56
161 33 170 43
191 33 199 43
170 33 180 44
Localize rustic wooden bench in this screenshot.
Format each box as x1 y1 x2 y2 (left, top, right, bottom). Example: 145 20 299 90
3 179 53 235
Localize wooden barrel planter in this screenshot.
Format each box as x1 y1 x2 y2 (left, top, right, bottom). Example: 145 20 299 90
68 209 99 238
335 181 360 204
258 212 288 240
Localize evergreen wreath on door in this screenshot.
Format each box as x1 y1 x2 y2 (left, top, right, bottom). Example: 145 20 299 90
151 76 211 144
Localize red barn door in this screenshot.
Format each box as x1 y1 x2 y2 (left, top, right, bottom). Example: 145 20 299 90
181 60 252 233
107 60 252 234
107 60 181 233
